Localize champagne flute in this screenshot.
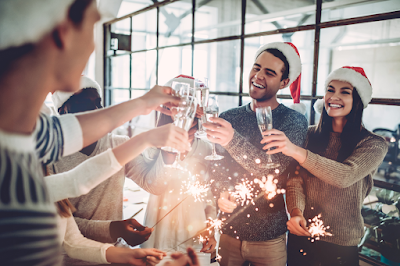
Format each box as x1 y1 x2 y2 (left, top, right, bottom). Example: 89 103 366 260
204 95 224 161
195 78 209 138
256 106 280 169
161 96 197 168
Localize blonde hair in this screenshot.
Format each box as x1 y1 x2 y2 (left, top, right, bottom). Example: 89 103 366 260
43 165 76 217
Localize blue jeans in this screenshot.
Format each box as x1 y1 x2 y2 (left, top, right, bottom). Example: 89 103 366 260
219 233 287 266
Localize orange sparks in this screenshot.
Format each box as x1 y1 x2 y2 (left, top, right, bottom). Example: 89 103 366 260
230 179 255 206
181 180 209 202
308 214 333 240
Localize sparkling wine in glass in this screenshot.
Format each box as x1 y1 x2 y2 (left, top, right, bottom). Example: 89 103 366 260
256 106 280 169
204 95 224 161
195 78 209 138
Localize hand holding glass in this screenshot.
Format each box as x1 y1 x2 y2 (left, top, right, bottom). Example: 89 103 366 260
256 106 280 169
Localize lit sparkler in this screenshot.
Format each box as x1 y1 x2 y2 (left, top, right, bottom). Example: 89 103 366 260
254 175 285 200
230 179 255 206
181 180 210 202
308 214 332 241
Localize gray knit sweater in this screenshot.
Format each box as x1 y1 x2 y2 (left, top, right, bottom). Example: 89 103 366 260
286 126 388 246
211 103 308 241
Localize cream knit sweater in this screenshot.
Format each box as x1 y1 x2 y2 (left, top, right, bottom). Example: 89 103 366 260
286 126 388 246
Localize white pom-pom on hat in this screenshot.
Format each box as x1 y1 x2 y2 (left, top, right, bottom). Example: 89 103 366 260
324 66 372 108
0 0 75 50
52 76 102 111
313 98 325 114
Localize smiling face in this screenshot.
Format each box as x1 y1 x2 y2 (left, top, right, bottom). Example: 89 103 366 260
325 80 354 119
248 51 289 102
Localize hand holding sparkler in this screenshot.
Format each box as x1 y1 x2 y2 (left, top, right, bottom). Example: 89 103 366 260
287 208 310 237
164 247 200 266
218 191 237 213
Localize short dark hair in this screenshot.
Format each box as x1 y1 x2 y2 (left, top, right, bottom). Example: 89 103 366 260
59 87 103 115
68 0 94 26
264 48 289 81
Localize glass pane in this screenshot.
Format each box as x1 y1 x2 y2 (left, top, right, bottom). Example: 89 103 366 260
214 95 239 114
321 0 400 23
158 45 192 86
317 19 400 98
131 51 157 89
363 104 400 132
245 0 314 35
108 18 132 56
111 89 130 105
111 55 130 88
117 0 154 17
193 40 240 94
194 0 241 41
159 0 192 47
243 31 315 96
131 9 157 51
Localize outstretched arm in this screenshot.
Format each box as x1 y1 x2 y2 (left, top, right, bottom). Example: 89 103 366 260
204 117 307 177
77 85 180 148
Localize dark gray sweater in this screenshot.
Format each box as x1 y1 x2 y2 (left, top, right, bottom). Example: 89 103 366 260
211 103 308 241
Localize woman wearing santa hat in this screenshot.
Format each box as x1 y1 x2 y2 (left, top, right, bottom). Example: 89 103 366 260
261 66 388 265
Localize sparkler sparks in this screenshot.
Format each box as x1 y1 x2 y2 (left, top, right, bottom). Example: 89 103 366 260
230 179 255 206
308 214 332 241
206 217 225 235
254 175 285 200
181 180 210 202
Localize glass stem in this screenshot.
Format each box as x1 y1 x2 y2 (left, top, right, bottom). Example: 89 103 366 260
212 143 217 156
268 153 273 163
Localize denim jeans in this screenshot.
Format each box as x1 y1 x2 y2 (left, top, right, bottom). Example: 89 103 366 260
219 233 287 266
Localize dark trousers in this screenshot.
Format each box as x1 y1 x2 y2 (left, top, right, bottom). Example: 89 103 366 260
287 233 359 266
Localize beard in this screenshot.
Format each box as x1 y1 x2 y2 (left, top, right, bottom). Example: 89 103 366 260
249 86 276 102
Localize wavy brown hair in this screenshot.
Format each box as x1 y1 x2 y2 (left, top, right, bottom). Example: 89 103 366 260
307 86 368 162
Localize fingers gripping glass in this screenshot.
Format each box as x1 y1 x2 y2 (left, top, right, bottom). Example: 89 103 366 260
161 96 197 167
204 95 224 161
256 106 280 169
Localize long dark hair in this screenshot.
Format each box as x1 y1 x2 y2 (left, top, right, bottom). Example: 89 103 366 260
308 86 367 162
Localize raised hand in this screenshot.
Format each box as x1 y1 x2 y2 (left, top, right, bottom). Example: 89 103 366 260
109 219 153 247
203 117 234 147
139 85 180 115
260 129 307 164
218 191 237 213
147 124 191 153
287 208 310 237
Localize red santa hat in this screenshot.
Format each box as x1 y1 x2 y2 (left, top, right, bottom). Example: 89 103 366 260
254 42 305 115
164 74 205 88
0 0 75 50
314 66 373 113
52 76 102 111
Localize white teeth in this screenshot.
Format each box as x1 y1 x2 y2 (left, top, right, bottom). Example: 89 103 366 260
329 103 342 108
252 82 265 89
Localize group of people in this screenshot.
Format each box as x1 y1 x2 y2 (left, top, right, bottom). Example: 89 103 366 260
0 1 388 266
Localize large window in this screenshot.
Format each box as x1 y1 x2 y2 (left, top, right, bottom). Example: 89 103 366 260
104 0 400 128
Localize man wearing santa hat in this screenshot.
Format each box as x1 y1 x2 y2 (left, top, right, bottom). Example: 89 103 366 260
203 42 308 265
0 1 184 265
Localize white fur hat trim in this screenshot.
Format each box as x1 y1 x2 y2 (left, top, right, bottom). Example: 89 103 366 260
254 42 301 88
313 98 324 114
0 0 75 50
324 67 372 108
52 76 102 110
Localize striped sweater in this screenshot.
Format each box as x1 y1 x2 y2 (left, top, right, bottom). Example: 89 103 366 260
0 113 82 266
286 126 388 246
